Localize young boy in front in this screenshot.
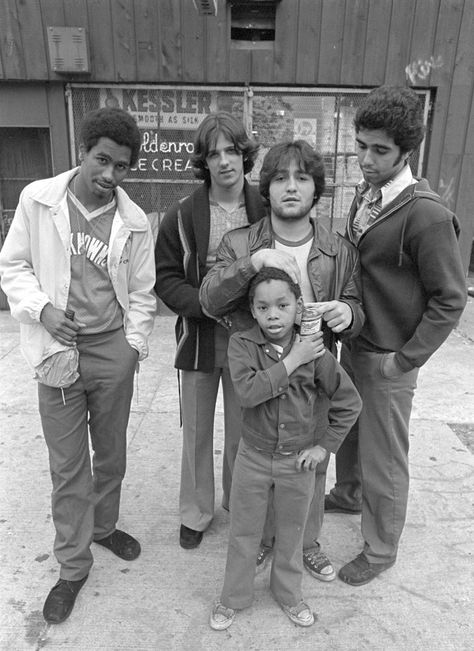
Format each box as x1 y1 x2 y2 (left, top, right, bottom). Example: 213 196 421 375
210 267 362 630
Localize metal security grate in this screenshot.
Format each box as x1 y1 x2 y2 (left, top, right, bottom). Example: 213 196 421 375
68 84 430 240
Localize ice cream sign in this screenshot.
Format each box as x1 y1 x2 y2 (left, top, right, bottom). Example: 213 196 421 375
100 87 218 129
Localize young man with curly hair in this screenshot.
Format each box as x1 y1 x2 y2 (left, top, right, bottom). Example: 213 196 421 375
325 86 467 585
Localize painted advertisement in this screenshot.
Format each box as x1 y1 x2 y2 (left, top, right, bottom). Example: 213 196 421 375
98 88 242 179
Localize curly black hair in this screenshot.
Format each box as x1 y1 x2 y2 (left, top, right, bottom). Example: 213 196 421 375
191 111 259 182
248 266 301 304
258 140 325 207
354 86 425 153
79 107 142 167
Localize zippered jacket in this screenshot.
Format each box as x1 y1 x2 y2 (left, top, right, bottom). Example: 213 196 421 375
346 178 467 370
199 216 365 354
0 168 157 368
154 180 266 371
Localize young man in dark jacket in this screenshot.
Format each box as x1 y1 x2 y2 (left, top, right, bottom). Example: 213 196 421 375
326 86 467 586
200 140 364 584
154 112 266 550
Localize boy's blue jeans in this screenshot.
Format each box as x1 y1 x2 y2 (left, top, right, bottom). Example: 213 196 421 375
220 439 314 609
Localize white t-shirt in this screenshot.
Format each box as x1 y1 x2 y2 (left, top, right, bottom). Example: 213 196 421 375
274 230 315 302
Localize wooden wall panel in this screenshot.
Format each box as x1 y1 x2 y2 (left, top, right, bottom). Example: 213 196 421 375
317 0 345 84
40 0 65 25
251 47 275 84
111 0 137 82
340 0 369 86
362 0 392 86
274 0 299 83
0 1 26 79
456 111 474 270
295 0 322 84
63 0 89 26
405 0 440 87
457 155 474 270
205 0 228 82
134 0 161 82
424 0 464 189
87 0 115 80
384 0 416 85
181 0 206 82
441 0 474 265
443 0 474 158
159 0 182 81
229 48 252 83
15 0 49 79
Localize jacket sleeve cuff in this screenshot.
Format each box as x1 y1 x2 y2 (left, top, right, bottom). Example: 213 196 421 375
126 334 148 361
264 361 290 397
317 427 343 454
394 353 415 373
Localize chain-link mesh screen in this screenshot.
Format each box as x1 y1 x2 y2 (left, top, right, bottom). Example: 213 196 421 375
69 85 429 239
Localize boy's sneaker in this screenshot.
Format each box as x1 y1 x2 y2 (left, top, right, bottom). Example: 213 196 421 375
256 544 272 574
303 545 336 582
209 600 235 630
279 600 315 627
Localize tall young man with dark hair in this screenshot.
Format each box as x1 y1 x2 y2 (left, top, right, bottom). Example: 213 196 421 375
325 86 467 585
200 139 364 583
0 107 157 623
154 112 266 550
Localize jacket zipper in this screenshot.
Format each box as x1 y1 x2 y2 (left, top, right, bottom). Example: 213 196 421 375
350 194 413 246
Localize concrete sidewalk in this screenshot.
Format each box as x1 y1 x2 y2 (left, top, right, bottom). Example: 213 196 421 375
1 299 473 651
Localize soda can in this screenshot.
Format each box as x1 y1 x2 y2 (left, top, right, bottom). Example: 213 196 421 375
300 302 321 337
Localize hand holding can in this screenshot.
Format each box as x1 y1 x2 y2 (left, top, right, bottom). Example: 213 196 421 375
300 302 322 337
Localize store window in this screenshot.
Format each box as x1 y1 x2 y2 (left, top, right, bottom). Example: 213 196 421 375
68 85 430 238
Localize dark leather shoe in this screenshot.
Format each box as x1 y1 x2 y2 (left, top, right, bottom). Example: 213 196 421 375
324 494 361 514
94 529 141 560
338 553 395 586
179 524 203 549
43 575 88 624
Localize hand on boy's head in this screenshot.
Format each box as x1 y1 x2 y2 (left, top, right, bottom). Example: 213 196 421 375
251 249 301 284
317 300 353 333
296 445 327 471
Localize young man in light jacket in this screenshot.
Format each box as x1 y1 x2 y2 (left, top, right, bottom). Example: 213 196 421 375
0 107 156 624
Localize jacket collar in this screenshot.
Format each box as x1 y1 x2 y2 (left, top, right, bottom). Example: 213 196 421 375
30 167 148 231
254 216 339 257
239 322 297 356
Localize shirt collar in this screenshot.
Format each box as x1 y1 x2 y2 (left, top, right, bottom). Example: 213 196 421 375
357 163 414 209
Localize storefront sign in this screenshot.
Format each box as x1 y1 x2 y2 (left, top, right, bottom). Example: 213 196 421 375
100 87 218 129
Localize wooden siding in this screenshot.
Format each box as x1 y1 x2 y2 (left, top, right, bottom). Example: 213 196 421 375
0 0 473 269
